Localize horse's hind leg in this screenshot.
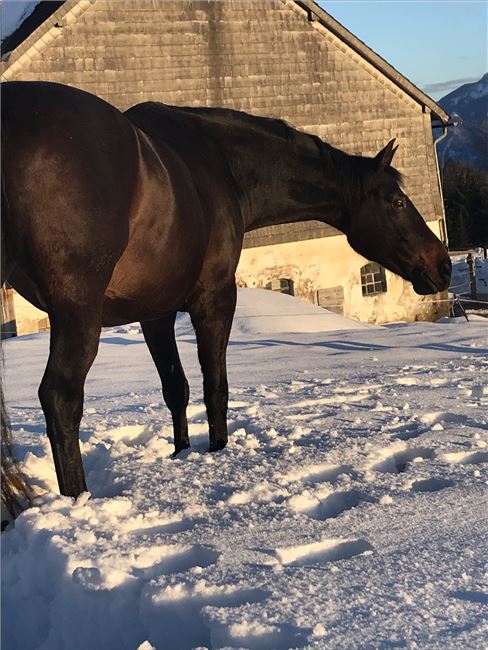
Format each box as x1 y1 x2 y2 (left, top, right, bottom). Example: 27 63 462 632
38 305 102 497
141 314 190 454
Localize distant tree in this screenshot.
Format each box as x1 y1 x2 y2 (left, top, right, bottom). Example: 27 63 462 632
442 160 488 249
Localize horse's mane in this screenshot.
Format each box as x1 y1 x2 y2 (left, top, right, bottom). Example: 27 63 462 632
386 166 403 185
177 106 401 172
179 105 370 179
131 102 403 191
178 105 302 144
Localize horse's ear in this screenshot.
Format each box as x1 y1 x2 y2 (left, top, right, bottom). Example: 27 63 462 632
374 139 398 170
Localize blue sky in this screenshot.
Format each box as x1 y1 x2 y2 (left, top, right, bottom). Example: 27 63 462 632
1 1 486 100
320 1 487 99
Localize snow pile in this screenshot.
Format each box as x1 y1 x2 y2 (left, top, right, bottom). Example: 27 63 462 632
2 291 487 650
231 288 376 335
174 288 376 339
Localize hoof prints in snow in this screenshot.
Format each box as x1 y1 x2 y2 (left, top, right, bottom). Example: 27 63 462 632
305 490 373 521
275 538 373 566
289 463 355 485
131 544 219 579
212 621 308 650
390 424 429 441
5 312 488 650
141 583 270 650
72 545 220 589
442 450 488 465
128 517 194 537
411 478 454 493
227 463 354 507
372 446 435 474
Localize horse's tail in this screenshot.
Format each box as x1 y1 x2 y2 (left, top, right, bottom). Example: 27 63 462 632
1 117 9 284
1 371 31 528
1 114 32 527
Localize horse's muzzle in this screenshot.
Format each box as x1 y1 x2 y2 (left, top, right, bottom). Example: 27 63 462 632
412 257 451 295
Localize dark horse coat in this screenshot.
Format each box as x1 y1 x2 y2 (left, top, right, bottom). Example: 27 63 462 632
1 81 451 499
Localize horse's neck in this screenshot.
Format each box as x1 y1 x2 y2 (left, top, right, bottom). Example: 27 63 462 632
212 122 351 232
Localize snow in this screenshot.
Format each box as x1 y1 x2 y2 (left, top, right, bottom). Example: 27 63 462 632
442 74 488 107
230 289 376 335
2 288 488 650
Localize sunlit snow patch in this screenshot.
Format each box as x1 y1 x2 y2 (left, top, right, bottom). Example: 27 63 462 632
175 288 378 338
275 537 373 566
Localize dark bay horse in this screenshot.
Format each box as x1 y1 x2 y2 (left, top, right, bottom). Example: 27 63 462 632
1 81 451 499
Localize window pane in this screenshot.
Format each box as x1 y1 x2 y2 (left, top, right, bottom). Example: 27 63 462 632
360 262 387 296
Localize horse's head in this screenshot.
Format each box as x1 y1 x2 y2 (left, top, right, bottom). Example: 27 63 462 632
345 140 451 295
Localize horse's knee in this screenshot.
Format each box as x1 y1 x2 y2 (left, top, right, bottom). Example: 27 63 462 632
38 374 57 416
38 372 84 429
182 377 190 407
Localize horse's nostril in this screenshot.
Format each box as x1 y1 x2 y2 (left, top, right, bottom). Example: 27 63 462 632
439 260 452 281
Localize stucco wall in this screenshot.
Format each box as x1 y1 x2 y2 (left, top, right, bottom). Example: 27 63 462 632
237 221 449 323
12 292 50 336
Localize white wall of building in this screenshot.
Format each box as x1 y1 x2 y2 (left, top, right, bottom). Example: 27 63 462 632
237 223 448 324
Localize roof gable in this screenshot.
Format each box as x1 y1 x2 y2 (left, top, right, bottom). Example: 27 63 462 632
1 0 449 123
295 0 448 122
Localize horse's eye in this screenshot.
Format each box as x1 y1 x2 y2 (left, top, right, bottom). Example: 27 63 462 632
392 198 406 210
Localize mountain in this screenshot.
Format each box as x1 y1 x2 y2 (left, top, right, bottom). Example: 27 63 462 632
1 2 62 56
436 73 488 171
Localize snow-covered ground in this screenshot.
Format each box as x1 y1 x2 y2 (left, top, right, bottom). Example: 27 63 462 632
2 289 487 650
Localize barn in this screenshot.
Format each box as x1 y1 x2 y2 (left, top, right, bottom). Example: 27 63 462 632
1 0 450 334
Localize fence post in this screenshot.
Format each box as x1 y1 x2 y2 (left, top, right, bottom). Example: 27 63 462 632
1 285 17 339
466 253 477 301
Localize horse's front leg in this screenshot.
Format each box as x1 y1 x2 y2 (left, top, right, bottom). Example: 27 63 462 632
38 307 101 497
189 282 237 452
141 314 190 454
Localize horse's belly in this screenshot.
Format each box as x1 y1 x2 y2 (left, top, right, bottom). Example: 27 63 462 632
102 263 200 326
101 294 181 326
8 266 49 314
102 225 204 326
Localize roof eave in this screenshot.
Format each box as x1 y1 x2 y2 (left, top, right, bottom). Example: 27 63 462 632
1 0 96 81
294 0 450 124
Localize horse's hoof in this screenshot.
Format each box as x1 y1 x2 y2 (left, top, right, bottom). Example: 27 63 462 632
172 443 190 458
209 440 228 452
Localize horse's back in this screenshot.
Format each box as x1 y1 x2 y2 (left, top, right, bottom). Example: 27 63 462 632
2 81 140 310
